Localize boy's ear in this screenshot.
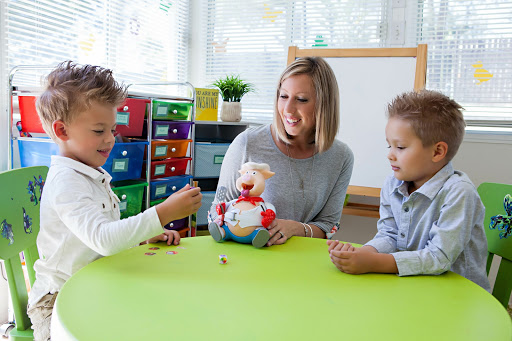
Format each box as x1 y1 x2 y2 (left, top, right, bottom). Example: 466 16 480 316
432 141 448 162
53 120 69 141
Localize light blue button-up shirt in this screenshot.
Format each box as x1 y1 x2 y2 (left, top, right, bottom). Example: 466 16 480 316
366 162 491 291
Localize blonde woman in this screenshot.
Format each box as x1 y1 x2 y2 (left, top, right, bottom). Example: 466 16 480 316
210 57 354 246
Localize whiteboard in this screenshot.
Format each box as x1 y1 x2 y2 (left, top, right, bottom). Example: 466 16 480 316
328 57 417 188
287 46 427 193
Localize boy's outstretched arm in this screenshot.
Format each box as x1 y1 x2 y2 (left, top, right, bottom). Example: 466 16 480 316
330 246 398 274
155 184 202 226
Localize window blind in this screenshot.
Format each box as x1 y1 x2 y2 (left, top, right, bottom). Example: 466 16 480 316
5 0 190 92
407 0 512 126
199 0 388 123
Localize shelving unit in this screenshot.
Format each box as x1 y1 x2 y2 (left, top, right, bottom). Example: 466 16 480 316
8 69 197 237
193 120 250 233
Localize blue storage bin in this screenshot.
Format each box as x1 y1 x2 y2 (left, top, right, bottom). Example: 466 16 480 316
194 142 230 178
18 138 147 182
149 175 192 200
18 137 58 168
103 141 148 182
197 191 216 226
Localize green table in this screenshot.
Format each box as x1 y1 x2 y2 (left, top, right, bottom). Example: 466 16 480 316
52 236 512 341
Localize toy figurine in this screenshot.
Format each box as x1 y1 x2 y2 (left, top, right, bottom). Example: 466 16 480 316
16 121 32 137
208 162 276 248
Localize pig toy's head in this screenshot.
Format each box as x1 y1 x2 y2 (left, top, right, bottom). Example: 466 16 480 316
236 162 275 198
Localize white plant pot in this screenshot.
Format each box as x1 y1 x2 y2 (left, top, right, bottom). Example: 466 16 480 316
220 102 242 122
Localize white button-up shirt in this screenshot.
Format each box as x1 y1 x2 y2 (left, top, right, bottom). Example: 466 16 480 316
29 156 163 306
366 162 491 291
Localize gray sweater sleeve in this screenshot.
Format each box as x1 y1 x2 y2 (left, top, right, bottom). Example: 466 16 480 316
210 124 354 233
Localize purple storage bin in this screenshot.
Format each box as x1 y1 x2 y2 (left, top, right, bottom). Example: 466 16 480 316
164 217 188 231
151 121 193 140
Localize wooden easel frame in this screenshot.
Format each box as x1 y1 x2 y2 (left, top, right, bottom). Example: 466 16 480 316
287 45 428 218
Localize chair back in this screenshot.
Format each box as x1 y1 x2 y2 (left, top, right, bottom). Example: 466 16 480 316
477 182 512 308
0 166 48 339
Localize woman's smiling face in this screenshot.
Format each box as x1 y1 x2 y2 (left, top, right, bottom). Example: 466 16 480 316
277 73 316 140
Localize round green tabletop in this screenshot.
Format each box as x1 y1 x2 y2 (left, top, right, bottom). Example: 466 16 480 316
53 236 512 341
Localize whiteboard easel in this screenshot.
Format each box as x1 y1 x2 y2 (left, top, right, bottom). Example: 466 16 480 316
287 45 428 218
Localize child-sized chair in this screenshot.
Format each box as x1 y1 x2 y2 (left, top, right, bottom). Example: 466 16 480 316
477 182 512 308
0 166 48 340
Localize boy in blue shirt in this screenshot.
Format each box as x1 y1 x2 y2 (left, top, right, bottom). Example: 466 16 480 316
328 90 490 291
27 61 202 340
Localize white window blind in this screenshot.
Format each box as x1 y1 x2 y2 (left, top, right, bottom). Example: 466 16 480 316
199 0 388 123
5 0 190 91
407 0 512 126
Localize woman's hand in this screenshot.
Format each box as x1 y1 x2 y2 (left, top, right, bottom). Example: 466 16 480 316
266 218 298 246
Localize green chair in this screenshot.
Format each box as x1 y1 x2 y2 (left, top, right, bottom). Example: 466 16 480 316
0 166 48 340
477 182 512 308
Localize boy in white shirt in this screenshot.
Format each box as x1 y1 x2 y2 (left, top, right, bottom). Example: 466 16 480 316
327 90 490 291
27 61 202 340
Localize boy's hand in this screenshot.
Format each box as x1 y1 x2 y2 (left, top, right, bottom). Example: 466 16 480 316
144 229 181 246
156 184 202 226
330 250 374 274
326 239 355 253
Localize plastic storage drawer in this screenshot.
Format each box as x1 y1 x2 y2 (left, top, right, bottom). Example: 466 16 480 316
149 175 192 200
146 139 191 159
115 98 149 137
195 124 247 143
111 180 147 219
18 137 58 168
144 157 191 179
151 100 193 121
197 191 216 226
151 121 193 139
194 142 230 178
18 95 45 133
102 141 148 182
164 217 188 231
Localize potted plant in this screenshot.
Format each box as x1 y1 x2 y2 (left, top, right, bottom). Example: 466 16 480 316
212 74 255 122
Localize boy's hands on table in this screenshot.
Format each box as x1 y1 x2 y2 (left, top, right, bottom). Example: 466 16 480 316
143 229 181 246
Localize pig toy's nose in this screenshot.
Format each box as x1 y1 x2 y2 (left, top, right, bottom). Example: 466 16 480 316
242 174 251 181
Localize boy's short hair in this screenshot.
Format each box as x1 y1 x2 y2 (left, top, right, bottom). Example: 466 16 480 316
387 90 466 161
36 61 127 140
273 56 339 153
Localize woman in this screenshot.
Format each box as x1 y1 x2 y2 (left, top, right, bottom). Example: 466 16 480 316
209 57 354 246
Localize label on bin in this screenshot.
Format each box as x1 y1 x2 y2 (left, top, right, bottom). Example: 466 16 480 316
112 159 129 172
214 155 224 164
154 145 168 157
155 184 167 197
116 112 130 125
156 106 168 116
155 125 169 137
154 164 166 176
119 201 127 212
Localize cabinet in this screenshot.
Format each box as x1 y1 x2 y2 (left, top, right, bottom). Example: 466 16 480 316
8 69 196 237
193 121 250 233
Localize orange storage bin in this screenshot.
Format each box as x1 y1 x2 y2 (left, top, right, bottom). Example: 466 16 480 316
19 95 45 133
146 139 192 160
115 98 149 137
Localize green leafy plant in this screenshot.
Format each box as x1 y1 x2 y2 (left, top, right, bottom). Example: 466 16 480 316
212 74 255 102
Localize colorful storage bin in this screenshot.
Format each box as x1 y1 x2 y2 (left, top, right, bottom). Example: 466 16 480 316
149 175 192 200
115 98 149 137
111 180 147 219
18 137 58 168
197 191 216 226
194 142 230 178
151 100 193 121
102 141 147 182
144 157 192 179
146 139 192 160
18 95 45 133
151 121 193 140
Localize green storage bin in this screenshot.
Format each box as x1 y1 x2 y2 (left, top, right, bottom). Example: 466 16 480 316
111 180 147 219
151 100 193 121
